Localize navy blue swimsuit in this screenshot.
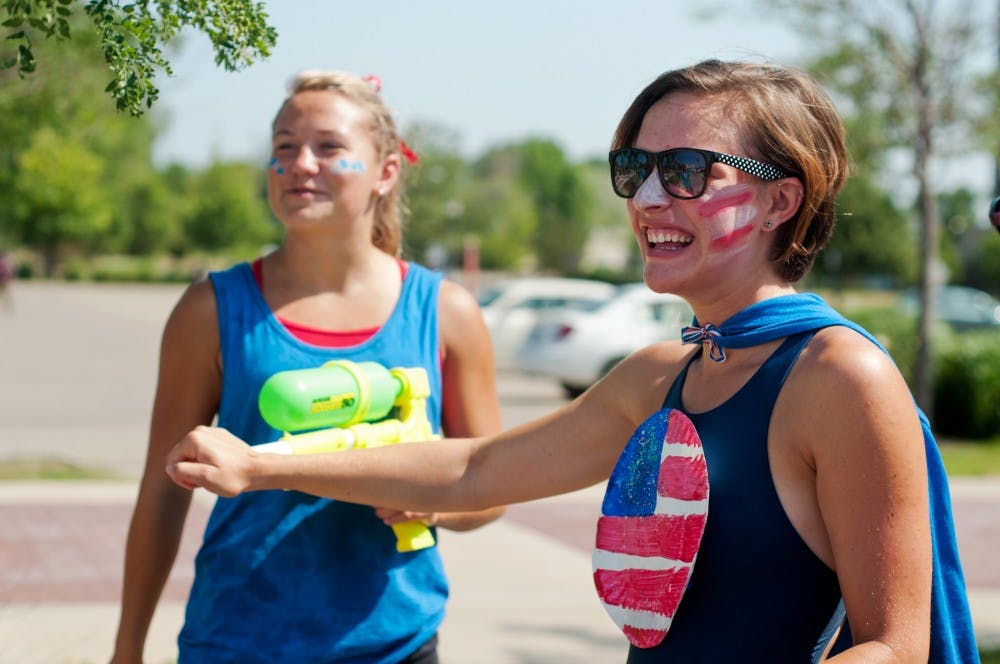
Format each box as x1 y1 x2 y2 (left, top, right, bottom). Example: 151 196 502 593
627 332 842 663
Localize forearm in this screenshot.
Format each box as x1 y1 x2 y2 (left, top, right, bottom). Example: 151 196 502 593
221 430 493 512
113 486 190 660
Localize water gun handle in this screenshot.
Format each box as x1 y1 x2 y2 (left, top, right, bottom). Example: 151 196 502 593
391 521 437 553
253 419 439 553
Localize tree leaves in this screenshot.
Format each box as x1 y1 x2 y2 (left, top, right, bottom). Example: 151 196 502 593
1 0 277 115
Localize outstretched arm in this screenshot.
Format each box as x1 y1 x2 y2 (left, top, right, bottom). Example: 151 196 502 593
166 342 685 513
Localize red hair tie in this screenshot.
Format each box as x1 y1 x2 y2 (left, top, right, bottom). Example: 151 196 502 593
399 139 419 165
363 73 418 164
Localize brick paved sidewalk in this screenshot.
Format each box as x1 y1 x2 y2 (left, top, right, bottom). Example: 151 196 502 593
0 477 997 664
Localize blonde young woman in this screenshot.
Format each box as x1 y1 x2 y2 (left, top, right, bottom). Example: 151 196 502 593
111 71 503 664
166 61 976 663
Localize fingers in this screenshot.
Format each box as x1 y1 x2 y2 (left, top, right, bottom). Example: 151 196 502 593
374 507 436 526
166 460 211 492
164 426 252 497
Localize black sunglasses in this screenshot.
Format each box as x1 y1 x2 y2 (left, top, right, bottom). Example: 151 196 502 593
608 147 794 200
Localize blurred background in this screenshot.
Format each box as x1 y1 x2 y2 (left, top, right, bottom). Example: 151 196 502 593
1 2 1000 661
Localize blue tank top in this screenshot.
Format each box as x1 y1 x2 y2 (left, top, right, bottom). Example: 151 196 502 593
179 262 448 664
627 332 842 663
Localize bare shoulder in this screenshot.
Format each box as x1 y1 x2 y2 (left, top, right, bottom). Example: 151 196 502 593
160 278 219 355
793 326 903 391
437 279 483 324
779 325 922 462
436 278 493 368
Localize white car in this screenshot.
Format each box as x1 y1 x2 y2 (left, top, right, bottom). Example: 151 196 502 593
515 284 693 397
476 277 617 369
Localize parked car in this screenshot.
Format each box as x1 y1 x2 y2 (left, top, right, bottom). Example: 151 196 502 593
899 285 1000 332
476 277 617 369
515 283 693 397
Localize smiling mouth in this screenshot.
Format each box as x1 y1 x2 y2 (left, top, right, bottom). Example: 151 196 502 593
288 187 325 196
645 228 693 249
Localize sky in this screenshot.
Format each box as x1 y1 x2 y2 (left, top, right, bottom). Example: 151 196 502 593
150 1 802 168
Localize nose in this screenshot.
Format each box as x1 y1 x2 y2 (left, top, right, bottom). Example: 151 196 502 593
289 146 320 174
631 167 673 210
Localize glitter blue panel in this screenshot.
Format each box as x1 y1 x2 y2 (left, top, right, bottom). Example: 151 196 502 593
602 408 669 517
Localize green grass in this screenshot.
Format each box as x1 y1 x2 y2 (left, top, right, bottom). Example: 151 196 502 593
938 438 1000 476
982 646 1000 663
0 456 122 481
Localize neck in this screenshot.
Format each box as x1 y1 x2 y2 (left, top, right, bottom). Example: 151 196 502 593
268 236 394 293
686 283 798 327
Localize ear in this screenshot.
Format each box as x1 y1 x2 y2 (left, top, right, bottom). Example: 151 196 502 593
765 178 804 229
375 153 402 196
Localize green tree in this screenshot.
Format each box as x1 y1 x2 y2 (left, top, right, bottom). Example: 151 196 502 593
12 127 114 275
516 139 593 275
936 187 979 284
471 139 593 274
815 173 917 287
460 178 537 271
183 161 276 251
0 12 182 265
400 122 470 267
966 231 1000 294
759 0 994 413
2 0 276 115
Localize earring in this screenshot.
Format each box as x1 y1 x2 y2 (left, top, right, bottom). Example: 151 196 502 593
763 220 773 230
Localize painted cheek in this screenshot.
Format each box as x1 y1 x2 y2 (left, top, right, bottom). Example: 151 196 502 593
697 185 759 252
329 158 366 175
632 170 671 208
268 157 285 176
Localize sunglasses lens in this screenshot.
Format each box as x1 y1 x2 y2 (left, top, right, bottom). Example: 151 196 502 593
659 149 708 199
610 149 650 198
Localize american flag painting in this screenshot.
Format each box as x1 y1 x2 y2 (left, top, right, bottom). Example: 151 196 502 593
593 408 709 648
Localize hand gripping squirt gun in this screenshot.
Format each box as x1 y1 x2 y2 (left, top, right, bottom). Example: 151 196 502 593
255 360 440 552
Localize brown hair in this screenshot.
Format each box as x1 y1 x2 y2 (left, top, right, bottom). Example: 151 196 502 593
612 60 848 282
276 70 407 256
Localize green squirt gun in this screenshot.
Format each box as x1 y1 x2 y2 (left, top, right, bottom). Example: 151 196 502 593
256 360 441 553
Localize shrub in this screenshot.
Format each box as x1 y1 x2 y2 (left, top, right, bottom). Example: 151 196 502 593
933 332 1000 439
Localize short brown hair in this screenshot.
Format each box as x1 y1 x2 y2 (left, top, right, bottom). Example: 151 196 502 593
612 60 848 282
275 70 407 256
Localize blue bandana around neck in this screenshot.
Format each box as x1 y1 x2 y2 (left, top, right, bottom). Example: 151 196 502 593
681 292 977 662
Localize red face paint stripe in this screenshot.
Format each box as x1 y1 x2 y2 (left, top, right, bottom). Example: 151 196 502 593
593 566 691 614
709 222 754 250
595 514 707 561
697 188 753 218
657 455 709 501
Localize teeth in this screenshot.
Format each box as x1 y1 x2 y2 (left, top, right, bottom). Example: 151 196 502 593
646 229 692 245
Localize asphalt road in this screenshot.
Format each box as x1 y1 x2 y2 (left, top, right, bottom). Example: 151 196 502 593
0 280 569 479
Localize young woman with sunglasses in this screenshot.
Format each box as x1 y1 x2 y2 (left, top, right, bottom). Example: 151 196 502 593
164 60 976 662
111 71 503 664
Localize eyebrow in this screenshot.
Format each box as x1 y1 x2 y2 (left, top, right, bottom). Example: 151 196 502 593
271 128 349 142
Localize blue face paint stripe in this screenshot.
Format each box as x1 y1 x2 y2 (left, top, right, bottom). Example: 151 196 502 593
330 158 366 174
